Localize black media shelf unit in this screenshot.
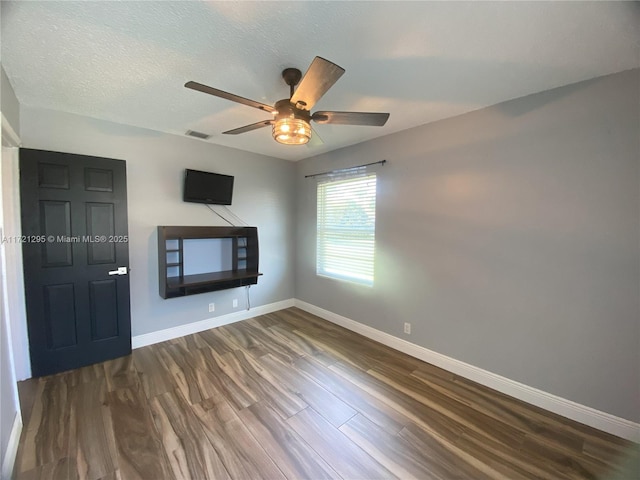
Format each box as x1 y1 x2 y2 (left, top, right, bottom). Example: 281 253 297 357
158 225 262 299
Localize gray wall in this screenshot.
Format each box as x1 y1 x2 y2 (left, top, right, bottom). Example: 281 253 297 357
1 64 20 136
295 69 640 422
19 107 296 337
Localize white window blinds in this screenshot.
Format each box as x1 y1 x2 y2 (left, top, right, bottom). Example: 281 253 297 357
316 173 377 286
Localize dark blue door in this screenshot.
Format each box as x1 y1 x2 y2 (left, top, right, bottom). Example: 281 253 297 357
20 148 131 377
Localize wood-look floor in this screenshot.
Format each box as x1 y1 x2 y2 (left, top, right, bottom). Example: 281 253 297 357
13 307 638 480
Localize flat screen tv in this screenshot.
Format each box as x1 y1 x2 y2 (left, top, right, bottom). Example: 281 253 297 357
183 169 234 205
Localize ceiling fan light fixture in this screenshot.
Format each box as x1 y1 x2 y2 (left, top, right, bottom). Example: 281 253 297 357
185 57 389 147
273 117 311 145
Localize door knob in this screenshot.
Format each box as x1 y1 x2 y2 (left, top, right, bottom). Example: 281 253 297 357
108 266 128 275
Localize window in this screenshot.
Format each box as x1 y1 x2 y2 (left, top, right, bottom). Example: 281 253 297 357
317 173 377 286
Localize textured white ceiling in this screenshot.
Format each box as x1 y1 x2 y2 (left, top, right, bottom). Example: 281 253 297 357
2 1 639 161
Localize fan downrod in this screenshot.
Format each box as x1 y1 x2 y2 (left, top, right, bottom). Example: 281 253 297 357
282 68 302 98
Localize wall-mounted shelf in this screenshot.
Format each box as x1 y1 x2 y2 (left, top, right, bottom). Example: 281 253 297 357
158 225 261 299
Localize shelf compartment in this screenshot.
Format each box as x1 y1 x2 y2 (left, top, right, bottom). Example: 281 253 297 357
166 266 181 278
166 251 181 264
167 269 262 288
158 225 261 299
166 239 180 250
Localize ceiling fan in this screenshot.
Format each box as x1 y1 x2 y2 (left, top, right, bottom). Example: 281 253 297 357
185 56 390 146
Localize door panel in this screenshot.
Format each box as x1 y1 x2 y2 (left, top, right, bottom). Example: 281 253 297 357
38 163 70 189
85 168 114 192
39 200 73 266
86 202 116 264
43 283 77 349
89 279 119 340
20 148 131 377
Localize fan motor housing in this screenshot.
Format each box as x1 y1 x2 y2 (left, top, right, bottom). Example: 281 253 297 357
274 98 311 122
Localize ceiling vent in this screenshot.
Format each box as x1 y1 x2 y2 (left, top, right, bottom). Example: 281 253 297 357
185 130 211 140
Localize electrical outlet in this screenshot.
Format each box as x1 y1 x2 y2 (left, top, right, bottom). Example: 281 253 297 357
404 322 411 334
208 303 215 312
233 298 238 308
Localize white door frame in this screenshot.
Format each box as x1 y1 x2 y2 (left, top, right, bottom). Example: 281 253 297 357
1 112 30 381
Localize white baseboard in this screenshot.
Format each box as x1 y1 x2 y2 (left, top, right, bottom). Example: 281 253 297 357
1 413 22 480
294 299 640 443
126 297 640 441
132 298 295 349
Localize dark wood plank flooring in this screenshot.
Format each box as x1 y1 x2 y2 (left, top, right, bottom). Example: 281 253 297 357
14 307 638 479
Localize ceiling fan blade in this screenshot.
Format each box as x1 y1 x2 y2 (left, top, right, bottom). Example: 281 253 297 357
185 81 275 113
290 57 345 111
223 120 274 135
312 111 390 126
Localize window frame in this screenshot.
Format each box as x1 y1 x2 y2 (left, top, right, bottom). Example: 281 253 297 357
316 172 377 287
